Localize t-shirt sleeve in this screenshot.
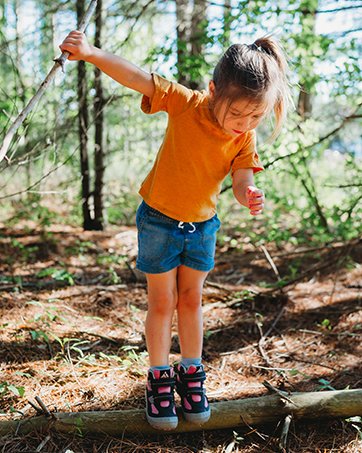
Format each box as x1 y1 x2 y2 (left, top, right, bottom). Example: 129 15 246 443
231 130 264 175
141 73 195 116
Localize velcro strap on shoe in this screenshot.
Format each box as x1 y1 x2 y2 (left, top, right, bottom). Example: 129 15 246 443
181 372 206 383
150 379 175 387
153 394 173 402
184 388 205 396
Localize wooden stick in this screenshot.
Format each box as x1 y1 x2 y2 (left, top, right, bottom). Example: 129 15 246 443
0 0 98 164
260 244 281 280
0 389 361 436
279 414 293 452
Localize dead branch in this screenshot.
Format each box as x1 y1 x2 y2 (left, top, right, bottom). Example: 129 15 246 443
0 0 98 164
0 389 361 436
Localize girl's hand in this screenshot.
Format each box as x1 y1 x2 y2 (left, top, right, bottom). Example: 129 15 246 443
59 30 93 61
246 185 264 215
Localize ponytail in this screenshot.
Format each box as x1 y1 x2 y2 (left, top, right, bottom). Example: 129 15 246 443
213 35 293 140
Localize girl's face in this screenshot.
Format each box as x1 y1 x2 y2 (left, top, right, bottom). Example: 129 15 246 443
209 81 267 136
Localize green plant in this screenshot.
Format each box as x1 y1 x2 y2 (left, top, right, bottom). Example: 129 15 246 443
0 382 25 398
26 300 67 325
318 318 333 331
345 416 362 440
50 334 91 362
65 240 95 256
36 267 75 285
101 267 121 285
316 378 336 391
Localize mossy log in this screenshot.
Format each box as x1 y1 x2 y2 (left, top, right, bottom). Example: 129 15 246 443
0 389 361 436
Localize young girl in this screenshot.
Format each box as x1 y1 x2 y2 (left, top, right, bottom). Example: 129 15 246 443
60 32 290 430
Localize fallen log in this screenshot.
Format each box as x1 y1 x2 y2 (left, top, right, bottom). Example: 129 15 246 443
0 389 361 436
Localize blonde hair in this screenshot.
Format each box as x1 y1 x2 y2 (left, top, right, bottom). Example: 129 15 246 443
212 35 293 140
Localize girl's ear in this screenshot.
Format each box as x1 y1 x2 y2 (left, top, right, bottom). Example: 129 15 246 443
208 80 216 99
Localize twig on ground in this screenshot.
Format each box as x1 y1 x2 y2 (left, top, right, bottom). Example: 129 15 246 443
205 280 234 292
34 397 52 417
256 305 286 369
262 381 296 406
35 434 51 452
260 244 281 281
279 414 293 452
220 343 257 356
78 331 122 345
28 400 43 415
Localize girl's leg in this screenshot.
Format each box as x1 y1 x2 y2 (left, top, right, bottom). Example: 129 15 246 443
176 265 208 359
145 268 178 367
175 265 210 424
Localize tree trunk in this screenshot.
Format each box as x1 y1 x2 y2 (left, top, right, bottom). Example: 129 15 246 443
93 0 105 231
189 0 207 90
297 2 318 119
175 0 208 90
175 0 189 86
0 389 361 436
77 0 92 230
222 0 232 48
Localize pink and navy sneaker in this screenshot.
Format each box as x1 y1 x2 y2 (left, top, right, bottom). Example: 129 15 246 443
145 367 178 430
174 363 211 424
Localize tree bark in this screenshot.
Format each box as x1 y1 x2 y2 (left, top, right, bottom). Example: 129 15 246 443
175 0 189 86
77 0 92 230
189 0 207 90
93 0 105 231
222 0 232 48
297 2 318 119
0 389 361 436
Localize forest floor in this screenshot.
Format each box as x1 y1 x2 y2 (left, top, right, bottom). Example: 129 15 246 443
0 222 361 452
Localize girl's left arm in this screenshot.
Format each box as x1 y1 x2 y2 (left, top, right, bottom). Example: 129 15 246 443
232 168 265 216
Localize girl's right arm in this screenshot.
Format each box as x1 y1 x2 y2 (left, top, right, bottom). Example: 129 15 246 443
59 30 155 99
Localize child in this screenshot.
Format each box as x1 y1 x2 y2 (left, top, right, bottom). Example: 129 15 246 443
60 32 291 430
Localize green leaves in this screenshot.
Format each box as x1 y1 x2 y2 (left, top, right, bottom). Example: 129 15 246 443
0 382 25 398
36 268 75 285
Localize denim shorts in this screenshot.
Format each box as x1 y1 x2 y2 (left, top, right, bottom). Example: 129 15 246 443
136 201 221 274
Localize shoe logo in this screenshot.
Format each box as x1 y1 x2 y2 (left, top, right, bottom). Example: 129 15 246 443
160 371 169 378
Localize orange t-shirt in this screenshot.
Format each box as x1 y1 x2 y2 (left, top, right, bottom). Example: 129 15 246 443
139 73 264 222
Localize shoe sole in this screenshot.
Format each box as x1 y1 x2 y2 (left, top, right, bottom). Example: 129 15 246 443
145 390 178 430
145 412 178 430
182 408 211 424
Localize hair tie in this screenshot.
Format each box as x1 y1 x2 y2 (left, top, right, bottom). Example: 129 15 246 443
250 43 263 52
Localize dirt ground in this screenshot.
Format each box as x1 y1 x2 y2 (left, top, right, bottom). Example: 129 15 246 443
0 223 361 452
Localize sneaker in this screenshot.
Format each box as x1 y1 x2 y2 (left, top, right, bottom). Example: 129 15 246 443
174 363 211 424
145 367 178 430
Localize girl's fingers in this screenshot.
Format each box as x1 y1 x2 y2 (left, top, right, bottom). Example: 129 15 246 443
63 37 81 44
248 193 264 200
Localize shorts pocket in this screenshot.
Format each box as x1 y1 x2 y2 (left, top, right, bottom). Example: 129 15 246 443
138 217 171 261
136 202 148 233
200 215 220 258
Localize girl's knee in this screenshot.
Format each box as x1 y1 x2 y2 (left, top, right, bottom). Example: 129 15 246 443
178 288 202 310
148 289 177 315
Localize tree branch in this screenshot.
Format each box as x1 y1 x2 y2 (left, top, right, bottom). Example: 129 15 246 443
0 0 98 165
316 5 362 13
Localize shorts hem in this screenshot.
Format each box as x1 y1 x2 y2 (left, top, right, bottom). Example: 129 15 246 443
136 261 180 274
180 259 214 272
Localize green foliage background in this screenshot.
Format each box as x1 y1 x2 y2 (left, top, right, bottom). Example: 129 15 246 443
0 0 361 245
